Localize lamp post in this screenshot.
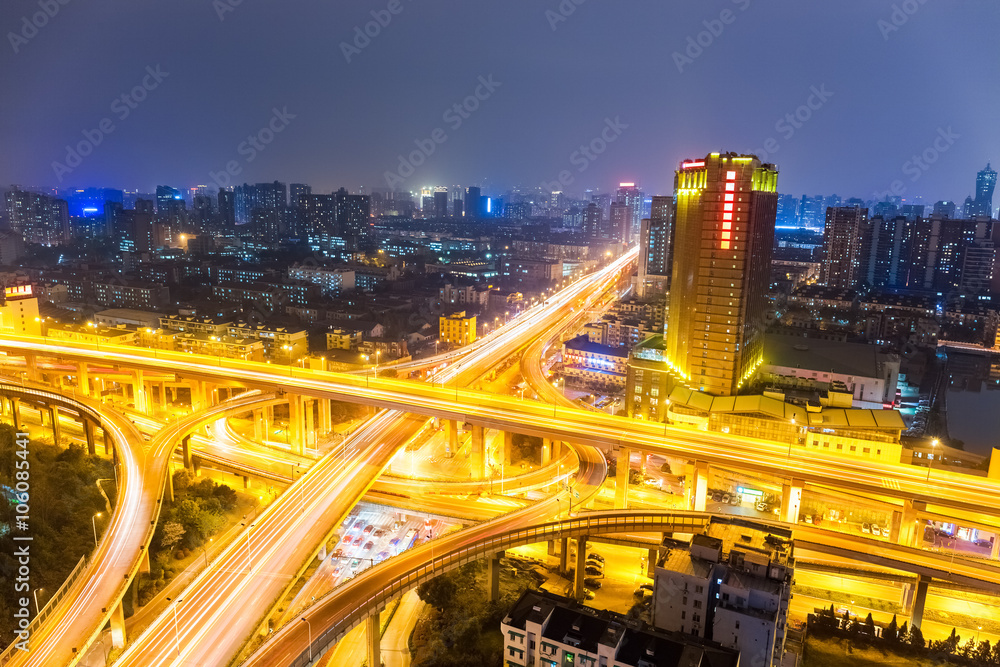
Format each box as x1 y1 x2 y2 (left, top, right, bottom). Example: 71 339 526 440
788 417 797 458
241 522 255 572
32 588 43 616
166 597 183 656
927 439 939 483
92 512 102 547
202 538 213 568
301 617 313 662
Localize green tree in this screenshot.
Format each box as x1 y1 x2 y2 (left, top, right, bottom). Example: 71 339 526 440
908 625 925 650
884 614 898 643
864 613 876 639
173 469 193 492
417 575 457 612
160 522 185 550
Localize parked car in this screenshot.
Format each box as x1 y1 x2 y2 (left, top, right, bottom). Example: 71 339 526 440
755 501 770 512
585 566 603 577
587 553 605 563
729 494 741 505
353 519 365 530
375 551 390 563
639 584 654 592
712 492 723 503
586 559 604 569
584 578 602 589
373 528 386 537
330 548 344 559
871 526 883 537
862 523 871 534
721 493 731 504
583 589 596 600
363 524 374 534
389 538 401 549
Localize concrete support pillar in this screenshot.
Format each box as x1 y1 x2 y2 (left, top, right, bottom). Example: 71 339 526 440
647 548 658 578
156 382 166 407
898 500 926 548
182 436 192 470
109 600 127 648
191 380 208 411
574 536 588 600
263 406 273 442
615 448 631 509
253 409 263 442
166 464 174 503
133 370 148 413
243 475 249 489
693 461 709 513
139 549 151 575
488 550 505 602
9 398 20 431
559 537 569 574
640 452 648 476
540 437 552 466
366 613 380 667
780 480 803 524
83 418 96 455
77 363 90 397
992 535 1000 561
169 386 178 404
447 420 458 457
318 398 332 435
24 354 39 382
503 430 514 467
552 440 563 462
48 406 60 446
909 574 930 629
471 424 485 478
304 399 315 448
288 395 305 456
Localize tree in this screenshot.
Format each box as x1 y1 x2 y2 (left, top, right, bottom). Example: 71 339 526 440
864 613 876 639
417 575 457 611
841 609 851 631
159 522 185 550
973 639 992 663
958 637 976 659
908 625 925 650
173 469 193 492
213 484 238 511
884 614 898 643
897 621 908 645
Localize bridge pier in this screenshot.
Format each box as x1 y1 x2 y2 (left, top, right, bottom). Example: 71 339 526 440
48 406 61 446
615 448 631 509
897 500 926 547
471 425 485 478
647 548 658 577
83 418 96 455
182 436 192 470
541 437 551 466
24 354 38 382
253 409 263 441
132 370 148 413
559 537 569 574
780 480 803 524
191 380 208 411
288 395 305 455
992 537 1000 561
318 398 332 435
446 420 458 457
639 451 648 476
488 550 505 602
77 362 90 396
503 430 514 467
366 613 380 667
304 399 315 448
574 536 588 600
7 397 20 431
166 463 175 502
109 599 127 648
907 574 930 629
263 406 273 441
692 461 709 512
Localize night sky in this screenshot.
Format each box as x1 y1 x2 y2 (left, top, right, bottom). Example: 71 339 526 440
1 0 996 201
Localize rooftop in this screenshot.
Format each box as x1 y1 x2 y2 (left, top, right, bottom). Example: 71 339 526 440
764 333 890 378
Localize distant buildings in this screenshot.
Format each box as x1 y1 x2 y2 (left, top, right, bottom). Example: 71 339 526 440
965 163 997 219
636 195 674 298
5 187 70 246
561 334 628 392
821 206 868 288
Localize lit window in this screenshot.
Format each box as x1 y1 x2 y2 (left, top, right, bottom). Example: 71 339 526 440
723 212 732 221
725 183 735 191
726 171 737 180
724 194 735 202
722 222 732 230
721 232 731 240
721 241 730 250
724 204 734 212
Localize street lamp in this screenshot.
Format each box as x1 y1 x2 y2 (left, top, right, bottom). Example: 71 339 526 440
241 522 256 572
92 512 102 547
32 588 43 616
927 439 939 482
166 597 183 656
301 617 313 662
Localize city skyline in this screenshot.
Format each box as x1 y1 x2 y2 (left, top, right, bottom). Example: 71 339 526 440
0 1 996 201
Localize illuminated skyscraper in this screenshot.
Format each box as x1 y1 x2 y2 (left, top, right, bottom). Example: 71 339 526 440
665 152 778 396
968 163 997 218
616 182 643 242
821 206 869 288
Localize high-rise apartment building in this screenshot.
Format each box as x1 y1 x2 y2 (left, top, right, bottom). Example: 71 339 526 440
821 206 869 288
665 152 778 396
616 182 644 241
608 202 631 243
334 188 372 238
583 203 603 239
5 188 71 246
636 195 674 297
434 188 449 218
289 183 312 208
968 163 997 219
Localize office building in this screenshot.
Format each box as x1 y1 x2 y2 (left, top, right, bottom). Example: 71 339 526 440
665 152 778 396
821 206 868 288
434 188 449 218
932 200 957 219
583 203 603 240
502 589 740 667
465 186 482 219
616 182 644 241
967 163 997 219
218 189 235 227
652 517 793 667
609 202 631 243
0 285 41 336
289 183 312 208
